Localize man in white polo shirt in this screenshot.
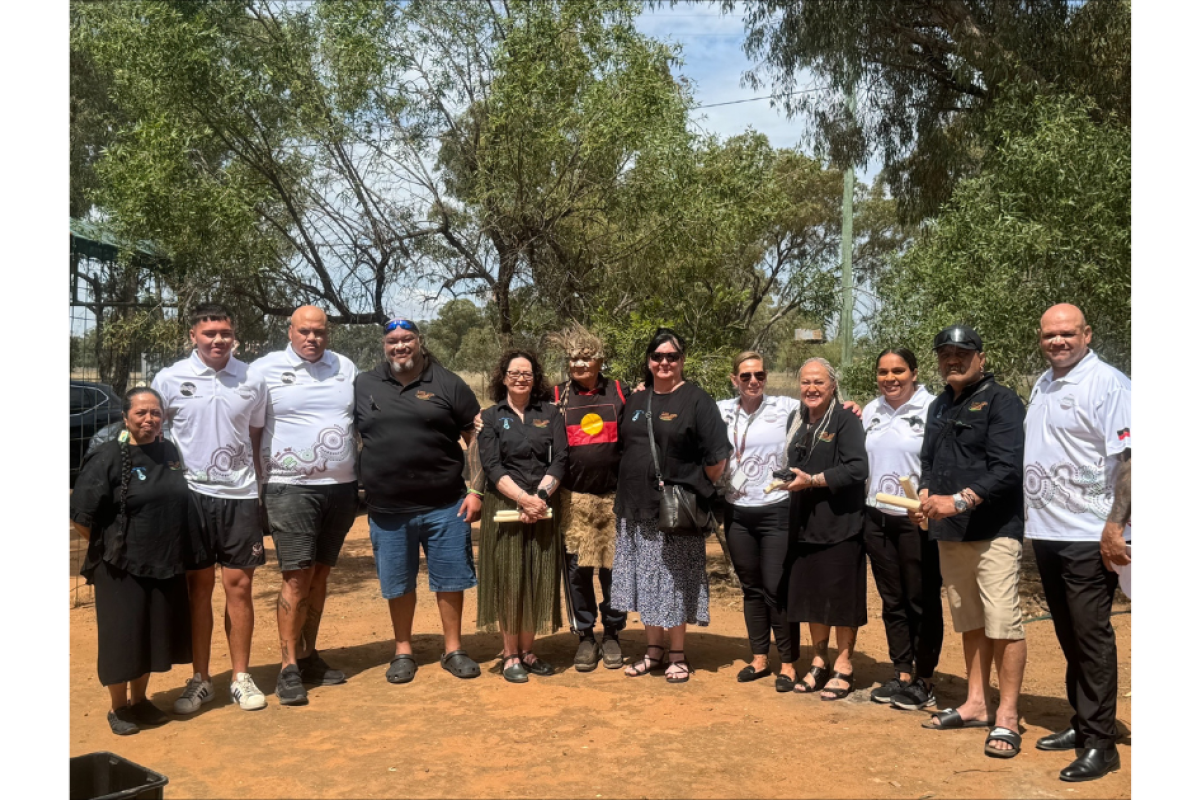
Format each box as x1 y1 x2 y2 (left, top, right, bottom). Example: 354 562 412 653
152 302 269 712
249 306 358 707
1024 303 1131 783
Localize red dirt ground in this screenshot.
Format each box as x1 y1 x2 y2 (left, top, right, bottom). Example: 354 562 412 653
69 516 1131 799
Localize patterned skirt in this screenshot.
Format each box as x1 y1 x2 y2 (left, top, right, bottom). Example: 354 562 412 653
476 489 563 635
611 516 710 628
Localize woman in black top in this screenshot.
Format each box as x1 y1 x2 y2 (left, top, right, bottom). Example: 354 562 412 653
611 329 731 684
476 350 569 683
783 358 869 701
70 387 197 735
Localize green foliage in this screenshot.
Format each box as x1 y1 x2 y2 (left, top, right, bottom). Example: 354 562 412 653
734 0 1131 221
844 92 1130 398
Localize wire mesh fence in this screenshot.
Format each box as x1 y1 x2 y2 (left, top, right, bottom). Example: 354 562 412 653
70 230 187 607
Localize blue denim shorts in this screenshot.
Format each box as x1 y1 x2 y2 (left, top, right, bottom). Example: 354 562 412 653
368 501 477 598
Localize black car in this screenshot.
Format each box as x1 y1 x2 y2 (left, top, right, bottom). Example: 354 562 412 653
70 380 123 482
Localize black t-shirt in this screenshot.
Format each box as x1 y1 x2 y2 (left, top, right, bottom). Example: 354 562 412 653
479 398 568 493
786 405 869 545
70 439 199 581
555 378 626 495
918 373 1026 542
615 382 731 518
354 360 481 513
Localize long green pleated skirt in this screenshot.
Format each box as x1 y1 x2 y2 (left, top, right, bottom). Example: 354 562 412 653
476 489 563 635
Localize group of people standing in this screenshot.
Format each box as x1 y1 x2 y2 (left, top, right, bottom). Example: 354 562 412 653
70 301 1129 784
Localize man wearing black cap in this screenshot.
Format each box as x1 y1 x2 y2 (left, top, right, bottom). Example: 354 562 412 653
910 325 1028 760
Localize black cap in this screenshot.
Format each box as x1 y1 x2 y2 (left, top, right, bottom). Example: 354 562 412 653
932 324 983 352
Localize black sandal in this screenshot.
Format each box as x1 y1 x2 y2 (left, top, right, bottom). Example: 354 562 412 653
501 654 528 684
665 650 693 684
820 670 855 701
519 651 555 676
792 663 829 694
624 644 666 677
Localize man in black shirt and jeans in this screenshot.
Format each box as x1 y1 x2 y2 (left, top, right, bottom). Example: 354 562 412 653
911 325 1028 759
354 318 484 684
546 324 629 672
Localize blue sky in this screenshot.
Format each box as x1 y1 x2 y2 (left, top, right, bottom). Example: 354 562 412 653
636 1 881 183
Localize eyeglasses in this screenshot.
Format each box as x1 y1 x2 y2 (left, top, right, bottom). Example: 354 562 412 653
649 352 681 364
505 371 534 381
384 318 419 334
738 371 767 382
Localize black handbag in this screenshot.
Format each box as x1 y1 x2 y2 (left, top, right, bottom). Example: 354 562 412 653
645 391 712 535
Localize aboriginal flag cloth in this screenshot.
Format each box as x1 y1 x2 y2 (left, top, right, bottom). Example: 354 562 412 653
554 378 625 495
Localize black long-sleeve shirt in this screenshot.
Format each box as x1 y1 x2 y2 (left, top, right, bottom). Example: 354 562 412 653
918 373 1026 542
787 404 869 545
479 398 568 493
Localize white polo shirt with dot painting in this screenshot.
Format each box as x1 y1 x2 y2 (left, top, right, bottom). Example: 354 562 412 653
151 351 267 499
247 344 358 486
1023 350 1131 542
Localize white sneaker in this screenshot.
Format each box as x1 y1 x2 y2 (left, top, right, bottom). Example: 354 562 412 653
229 672 267 710
173 673 215 714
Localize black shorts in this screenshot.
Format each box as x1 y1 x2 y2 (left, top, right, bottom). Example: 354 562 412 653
263 482 358 572
188 492 266 570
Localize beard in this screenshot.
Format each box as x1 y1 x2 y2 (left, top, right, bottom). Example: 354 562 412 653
389 355 417 374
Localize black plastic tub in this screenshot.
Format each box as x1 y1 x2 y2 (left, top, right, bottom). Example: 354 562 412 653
69 752 169 800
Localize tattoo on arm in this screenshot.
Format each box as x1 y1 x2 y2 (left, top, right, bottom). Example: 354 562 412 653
466 437 485 494
1107 456 1131 526
539 476 559 494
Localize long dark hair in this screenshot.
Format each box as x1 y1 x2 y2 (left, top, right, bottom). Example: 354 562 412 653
641 327 687 388
488 350 551 403
109 386 165 563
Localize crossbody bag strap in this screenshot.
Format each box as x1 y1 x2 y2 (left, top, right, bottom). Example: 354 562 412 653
645 392 664 491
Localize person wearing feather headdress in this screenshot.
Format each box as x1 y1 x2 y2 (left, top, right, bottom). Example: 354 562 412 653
544 323 630 672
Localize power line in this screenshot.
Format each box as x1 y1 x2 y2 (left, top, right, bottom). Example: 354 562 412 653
692 86 827 109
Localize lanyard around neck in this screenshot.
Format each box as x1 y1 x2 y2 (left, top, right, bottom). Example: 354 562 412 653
733 399 766 464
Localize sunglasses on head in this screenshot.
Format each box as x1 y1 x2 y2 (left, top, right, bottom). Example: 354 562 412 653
384 318 418 334
649 352 681 364
738 371 767 382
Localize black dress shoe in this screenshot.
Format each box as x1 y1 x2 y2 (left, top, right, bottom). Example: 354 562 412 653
1036 727 1077 751
1060 748 1119 782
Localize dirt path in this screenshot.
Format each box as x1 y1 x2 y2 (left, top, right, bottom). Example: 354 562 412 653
70 517 1131 799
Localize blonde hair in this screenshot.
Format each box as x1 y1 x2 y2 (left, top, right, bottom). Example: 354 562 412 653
732 350 764 374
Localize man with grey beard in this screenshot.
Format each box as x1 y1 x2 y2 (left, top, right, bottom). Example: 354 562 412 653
353 317 484 684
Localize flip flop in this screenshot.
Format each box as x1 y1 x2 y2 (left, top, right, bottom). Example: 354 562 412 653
922 708 993 730
984 726 1022 759
386 653 417 684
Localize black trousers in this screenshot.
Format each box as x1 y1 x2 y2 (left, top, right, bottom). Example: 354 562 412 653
863 507 944 678
564 549 627 636
724 501 799 662
1032 539 1120 750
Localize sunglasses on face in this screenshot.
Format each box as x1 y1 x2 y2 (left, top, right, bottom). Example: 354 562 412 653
738 371 767 382
384 318 419 334
649 352 681 364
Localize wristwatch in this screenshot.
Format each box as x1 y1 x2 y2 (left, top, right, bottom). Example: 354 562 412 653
536 488 551 502
952 493 969 513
